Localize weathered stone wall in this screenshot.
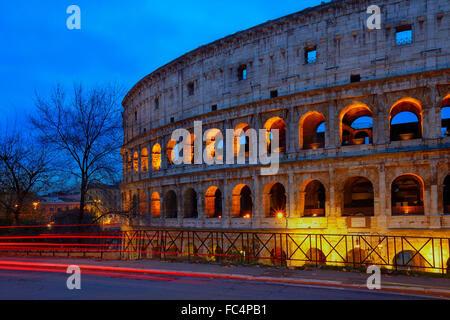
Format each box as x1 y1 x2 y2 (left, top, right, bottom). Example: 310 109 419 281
121 0 450 236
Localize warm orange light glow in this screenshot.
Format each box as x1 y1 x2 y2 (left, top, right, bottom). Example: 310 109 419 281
276 212 284 219
243 214 251 219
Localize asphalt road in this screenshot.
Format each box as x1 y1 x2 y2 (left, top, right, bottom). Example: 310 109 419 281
0 268 424 300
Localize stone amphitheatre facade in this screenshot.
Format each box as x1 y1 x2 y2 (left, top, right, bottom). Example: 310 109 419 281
120 0 450 239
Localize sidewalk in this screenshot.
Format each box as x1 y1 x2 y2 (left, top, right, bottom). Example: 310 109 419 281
2 256 450 299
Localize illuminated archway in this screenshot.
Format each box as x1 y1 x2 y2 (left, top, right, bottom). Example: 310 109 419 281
152 143 161 170
141 148 148 172
389 98 423 141
151 192 161 218
232 184 252 218
133 152 139 173
343 177 374 216
391 174 424 216
204 128 223 162
340 103 373 146
184 188 198 219
263 182 286 218
302 180 326 217
234 123 251 157
299 112 326 150
205 186 223 218
263 117 286 154
164 190 177 218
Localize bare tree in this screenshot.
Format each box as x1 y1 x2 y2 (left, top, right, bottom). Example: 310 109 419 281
0 128 51 224
31 84 123 222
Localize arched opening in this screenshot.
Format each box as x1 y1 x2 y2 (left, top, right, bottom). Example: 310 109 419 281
204 129 223 162
264 117 286 154
166 140 177 165
347 248 370 265
270 248 287 266
133 152 139 173
184 188 198 219
303 180 326 217
126 153 132 174
232 184 253 218
444 175 450 215
393 250 427 269
343 177 374 216
141 148 148 172
300 112 326 150
392 174 424 216
306 248 326 264
340 104 373 146
165 190 177 219
442 96 450 137
205 186 222 218
152 144 161 170
390 98 422 141
151 192 161 218
264 182 286 218
234 123 251 158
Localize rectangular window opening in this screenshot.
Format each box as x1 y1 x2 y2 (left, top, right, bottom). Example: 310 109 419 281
187 82 195 96
270 90 278 99
305 47 317 64
238 65 247 80
396 26 412 45
350 74 361 83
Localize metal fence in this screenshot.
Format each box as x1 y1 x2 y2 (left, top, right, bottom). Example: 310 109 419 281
0 227 449 275
121 228 450 275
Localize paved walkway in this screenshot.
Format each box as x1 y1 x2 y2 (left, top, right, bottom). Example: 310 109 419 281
1 256 449 299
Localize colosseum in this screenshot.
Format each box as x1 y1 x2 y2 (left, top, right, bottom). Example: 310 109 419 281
120 0 450 268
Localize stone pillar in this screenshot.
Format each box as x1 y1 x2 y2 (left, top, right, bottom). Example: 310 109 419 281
223 179 231 228
252 173 261 228
327 101 338 148
146 188 151 224
287 172 295 218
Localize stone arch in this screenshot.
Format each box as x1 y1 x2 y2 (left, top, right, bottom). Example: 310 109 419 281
263 182 287 218
151 192 161 218
132 152 139 173
299 111 326 150
342 176 374 216
204 128 223 162
301 179 326 217
391 174 424 216
166 139 177 165
340 103 373 146
389 97 423 141
205 186 223 218
263 117 286 153
306 248 326 264
234 123 251 157
164 190 177 219
141 148 148 172
152 143 162 170
347 248 370 265
232 184 253 218
183 188 198 219
393 250 427 269
126 153 132 173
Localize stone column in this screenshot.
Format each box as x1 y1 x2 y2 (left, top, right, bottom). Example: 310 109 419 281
252 173 261 228
287 172 295 218
146 188 151 224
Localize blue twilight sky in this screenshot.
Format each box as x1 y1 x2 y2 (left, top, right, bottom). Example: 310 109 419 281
0 0 330 123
